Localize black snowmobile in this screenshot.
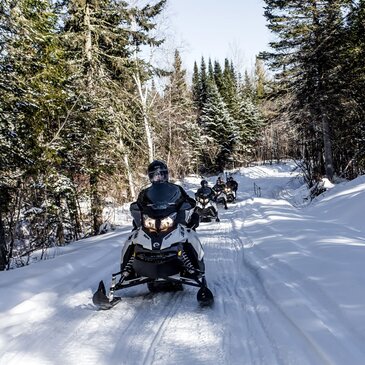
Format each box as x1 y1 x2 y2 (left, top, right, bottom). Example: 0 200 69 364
195 188 220 222
92 184 214 310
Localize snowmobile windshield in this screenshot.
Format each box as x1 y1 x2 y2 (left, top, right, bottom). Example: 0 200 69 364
144 183 182 217
198 187 212 198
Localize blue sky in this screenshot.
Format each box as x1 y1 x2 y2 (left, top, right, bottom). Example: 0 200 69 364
166 0 272 72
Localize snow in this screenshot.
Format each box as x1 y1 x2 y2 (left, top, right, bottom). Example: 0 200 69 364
1 162 365 364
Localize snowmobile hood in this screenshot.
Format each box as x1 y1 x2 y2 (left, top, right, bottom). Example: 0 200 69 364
198 187 213 197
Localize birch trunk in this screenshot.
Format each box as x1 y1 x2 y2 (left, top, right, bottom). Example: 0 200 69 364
134 72 154 162
120 139 136 200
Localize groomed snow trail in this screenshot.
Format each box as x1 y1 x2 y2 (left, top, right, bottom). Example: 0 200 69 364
1 165 365 365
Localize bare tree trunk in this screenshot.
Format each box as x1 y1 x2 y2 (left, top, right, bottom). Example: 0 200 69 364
121 139 136 200
90 172 103 235
0 213 7 271
322 112 334 181
84 1 93 88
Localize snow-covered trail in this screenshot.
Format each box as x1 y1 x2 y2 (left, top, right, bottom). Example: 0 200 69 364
0 220 323 365
1 163 365 365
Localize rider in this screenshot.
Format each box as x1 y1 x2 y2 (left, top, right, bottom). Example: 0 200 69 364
121 160 200 276
195 179 216 200
132 160 199 230
195 179 220 222
226 176 238 192
213 176 228 209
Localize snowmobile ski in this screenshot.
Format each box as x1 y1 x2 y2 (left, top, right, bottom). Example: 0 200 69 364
197 286 214 306
92 280 121 310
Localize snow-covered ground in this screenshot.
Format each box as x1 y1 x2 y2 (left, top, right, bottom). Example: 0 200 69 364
1 162 365 365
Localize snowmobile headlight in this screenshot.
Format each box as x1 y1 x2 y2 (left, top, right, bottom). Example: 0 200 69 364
143 215 157 231
160 213 176 231
203 198 209 204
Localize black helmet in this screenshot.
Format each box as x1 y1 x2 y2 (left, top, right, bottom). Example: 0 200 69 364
147 160 169 184
201 179 208 187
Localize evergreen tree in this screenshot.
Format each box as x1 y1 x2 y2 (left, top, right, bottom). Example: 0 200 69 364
60 0 166 233
198 57 208 111
0 0 74 262
200 82 238 171
160 50 200 175
192 61 200 108
261 0 355 181
213 60 224 94
221 58 239 118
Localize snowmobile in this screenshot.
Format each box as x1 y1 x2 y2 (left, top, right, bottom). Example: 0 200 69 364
224 186 236 203
92 184 214 310
195 189 220 222
212 187 228 209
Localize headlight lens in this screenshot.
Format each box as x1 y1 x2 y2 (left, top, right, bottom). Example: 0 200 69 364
143 215 157 231
160 215 175 231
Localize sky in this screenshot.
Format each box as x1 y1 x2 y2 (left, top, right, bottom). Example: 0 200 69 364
1 163 365 364
165 0 272 73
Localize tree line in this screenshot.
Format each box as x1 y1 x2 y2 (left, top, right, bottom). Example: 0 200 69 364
1 0 364 270
0 0 265 269
260 0 365 185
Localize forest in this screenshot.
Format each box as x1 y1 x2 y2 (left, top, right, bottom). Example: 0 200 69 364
0 0 364 270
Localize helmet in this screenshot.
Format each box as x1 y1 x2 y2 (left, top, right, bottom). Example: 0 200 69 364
201 179 208 187
217 177 222 183
147 160 169 184
228 176 233 181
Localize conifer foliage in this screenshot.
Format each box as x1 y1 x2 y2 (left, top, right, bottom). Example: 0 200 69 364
261 0 365 182
0 0 166 269
192 57 264 172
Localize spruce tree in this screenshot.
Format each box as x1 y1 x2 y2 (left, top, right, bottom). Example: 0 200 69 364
261 0 355 181
200 82 238 171
192 61 200 108
160 50 199 175
60 0 166 233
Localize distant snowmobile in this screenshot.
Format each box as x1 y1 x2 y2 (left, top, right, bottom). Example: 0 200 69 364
225 176 238 202
92 184 214 310
195 182 220 222
212 177 228 209
224 186 236 203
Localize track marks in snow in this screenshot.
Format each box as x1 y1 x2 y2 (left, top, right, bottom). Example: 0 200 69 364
199 201 331 364
242 201 365 364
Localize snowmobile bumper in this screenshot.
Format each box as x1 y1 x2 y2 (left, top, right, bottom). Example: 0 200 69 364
133 246 182 279
196 206 217 222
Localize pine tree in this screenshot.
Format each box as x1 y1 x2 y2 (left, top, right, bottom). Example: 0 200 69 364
0 0 74 262
198 57 208 111
60 0 166 233
159 50 199 175
192 61 200 108
200 82 238 171
213 60 224 94
261 0 356 181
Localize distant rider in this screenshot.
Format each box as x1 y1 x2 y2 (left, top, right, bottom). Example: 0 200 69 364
213 177 228 209
195 179 216 201
195 179 220 221
226 176 238 192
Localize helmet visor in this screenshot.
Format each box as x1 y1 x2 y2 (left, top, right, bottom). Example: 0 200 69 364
148 168 168 183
